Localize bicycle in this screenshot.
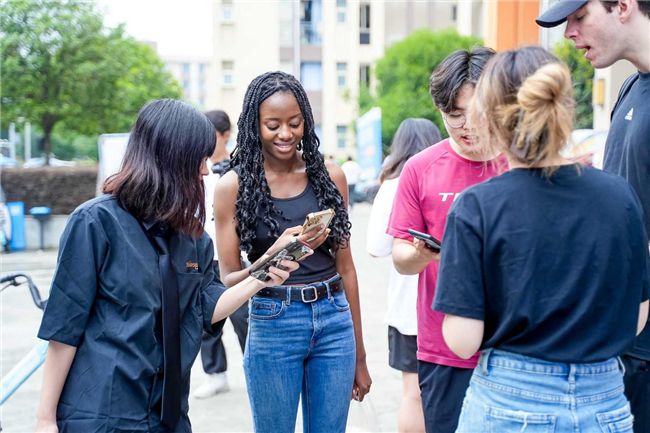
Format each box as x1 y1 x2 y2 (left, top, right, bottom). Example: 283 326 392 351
0 273 48 410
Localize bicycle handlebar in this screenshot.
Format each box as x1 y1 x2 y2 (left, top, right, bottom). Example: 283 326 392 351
0 273 48 310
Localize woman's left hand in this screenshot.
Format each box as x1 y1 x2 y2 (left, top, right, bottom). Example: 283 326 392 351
298 224 330 251
351 358 372 402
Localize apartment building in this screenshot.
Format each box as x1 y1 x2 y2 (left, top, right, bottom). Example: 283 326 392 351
164 56 212 110
208 0 458 157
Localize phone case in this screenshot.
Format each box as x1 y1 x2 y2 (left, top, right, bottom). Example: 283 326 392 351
249 238 311 281
302 209 335 233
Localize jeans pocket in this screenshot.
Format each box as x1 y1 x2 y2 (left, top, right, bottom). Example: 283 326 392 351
486 406 557 433
249 297 285 320
596 405 634 433
330 290 350 312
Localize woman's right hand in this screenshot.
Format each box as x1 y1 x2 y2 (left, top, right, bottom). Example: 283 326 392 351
35 418 58 433
263 259 301 287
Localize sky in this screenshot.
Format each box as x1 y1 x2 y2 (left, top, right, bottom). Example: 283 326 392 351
98 0 213 58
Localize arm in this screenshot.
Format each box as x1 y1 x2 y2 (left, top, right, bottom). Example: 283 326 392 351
35 342 77 432
366 181 394 258
214 172 251 287
211 259 300 323
392 237 438 275
442 315 484 359
327 162 372 401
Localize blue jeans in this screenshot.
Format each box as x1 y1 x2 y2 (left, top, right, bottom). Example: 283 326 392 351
243 278 356 433
456 349 634 433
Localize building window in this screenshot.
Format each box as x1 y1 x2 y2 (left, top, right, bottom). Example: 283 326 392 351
452 5 457 21
300 62 322 91
336 0 346 23
359 64 370 88
337 125 348 149
222 60 234 87
182 62 190 75
301 0 322 45
222 0 234 23
359 3 370 44
336 62 347 89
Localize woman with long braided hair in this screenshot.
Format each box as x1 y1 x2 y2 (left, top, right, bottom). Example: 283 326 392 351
214 71 372 433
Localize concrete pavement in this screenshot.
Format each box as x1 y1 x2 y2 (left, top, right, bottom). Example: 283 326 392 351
0 203 403 432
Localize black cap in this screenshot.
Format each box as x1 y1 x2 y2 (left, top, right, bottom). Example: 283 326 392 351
536 0 588 28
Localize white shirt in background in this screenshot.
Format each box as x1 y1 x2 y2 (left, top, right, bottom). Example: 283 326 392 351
366 177 418 336
203 160 220 255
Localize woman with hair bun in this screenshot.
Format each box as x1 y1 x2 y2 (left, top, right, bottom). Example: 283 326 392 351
433 46 650 432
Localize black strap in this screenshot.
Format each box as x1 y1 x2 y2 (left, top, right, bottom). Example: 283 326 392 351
146 223 182 430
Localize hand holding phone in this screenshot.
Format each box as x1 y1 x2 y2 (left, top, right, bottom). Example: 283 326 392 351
407 228 442 253
301 209 335 235
249 238 313 282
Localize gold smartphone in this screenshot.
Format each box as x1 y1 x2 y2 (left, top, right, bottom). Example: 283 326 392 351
301 208 335 235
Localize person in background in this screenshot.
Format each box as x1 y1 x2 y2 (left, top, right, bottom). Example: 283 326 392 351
214 71 371 433
34 99 305 433
367 118 441 433
434 45 649 433
536 1 650 430
388 47 500 433
341 155 362 206
193 109 249 399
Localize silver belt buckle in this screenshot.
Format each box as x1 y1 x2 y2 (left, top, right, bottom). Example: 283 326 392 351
300 286 318 303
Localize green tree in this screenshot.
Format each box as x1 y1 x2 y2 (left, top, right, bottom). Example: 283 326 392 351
0 0 182 164
360 29 482 150
554 39 594 129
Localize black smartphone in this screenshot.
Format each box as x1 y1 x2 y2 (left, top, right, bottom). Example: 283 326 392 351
249 238 312 281
407 228 442 252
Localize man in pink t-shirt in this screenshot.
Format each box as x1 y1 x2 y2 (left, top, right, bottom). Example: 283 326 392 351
388 47 502 433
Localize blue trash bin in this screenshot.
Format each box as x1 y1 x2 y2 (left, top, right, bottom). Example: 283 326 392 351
7 202 26 251
29 207 52 250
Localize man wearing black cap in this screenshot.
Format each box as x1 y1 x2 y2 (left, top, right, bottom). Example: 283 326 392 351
538 1 650 432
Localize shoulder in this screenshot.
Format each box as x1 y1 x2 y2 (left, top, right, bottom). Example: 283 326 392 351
325 159 346 185
581 166 638 198
215 169 240 195
69 195 120 222
403 139 450 173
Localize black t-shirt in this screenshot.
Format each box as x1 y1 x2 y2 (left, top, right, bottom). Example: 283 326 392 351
433 165 650 363
604 71 650 359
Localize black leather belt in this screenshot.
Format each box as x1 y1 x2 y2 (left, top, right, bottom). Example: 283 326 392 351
257 277 343 303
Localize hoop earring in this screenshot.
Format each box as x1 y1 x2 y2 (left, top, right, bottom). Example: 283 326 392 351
297 141 303 151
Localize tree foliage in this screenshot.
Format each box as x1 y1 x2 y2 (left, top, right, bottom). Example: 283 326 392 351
0 0 182 163
360 29 482 150
554 39 594 129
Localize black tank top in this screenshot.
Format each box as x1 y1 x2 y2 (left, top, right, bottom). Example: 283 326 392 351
245 181 337 285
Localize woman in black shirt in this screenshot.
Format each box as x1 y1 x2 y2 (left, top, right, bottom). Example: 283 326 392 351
433 47 650 432
35 99 303 433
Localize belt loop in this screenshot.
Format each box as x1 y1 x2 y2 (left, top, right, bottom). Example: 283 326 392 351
285 287 291 305
616 356 626 375
478 349 492 376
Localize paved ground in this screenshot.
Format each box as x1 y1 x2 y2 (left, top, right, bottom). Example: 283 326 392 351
0 203 404 433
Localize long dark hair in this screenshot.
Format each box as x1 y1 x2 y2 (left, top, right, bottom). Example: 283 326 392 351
231 71 351 254
380 118 441 182
103 99 216 236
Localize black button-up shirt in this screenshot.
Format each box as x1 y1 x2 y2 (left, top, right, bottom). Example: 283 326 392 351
38 195 225 432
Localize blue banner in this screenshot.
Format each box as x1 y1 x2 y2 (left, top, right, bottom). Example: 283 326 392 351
355 107 382 181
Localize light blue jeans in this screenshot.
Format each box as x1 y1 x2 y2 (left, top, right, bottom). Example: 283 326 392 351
456 349 634 433
243 277 356 433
